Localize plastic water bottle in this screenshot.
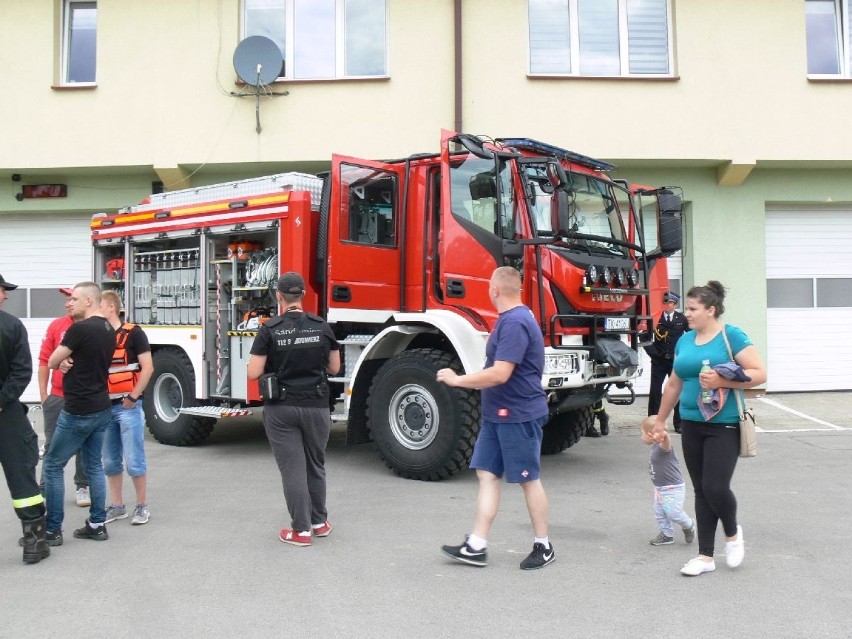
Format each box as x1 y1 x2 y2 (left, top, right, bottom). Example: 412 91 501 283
700 359 713 403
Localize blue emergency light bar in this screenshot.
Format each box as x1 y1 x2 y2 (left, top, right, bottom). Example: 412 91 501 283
497 138 616 172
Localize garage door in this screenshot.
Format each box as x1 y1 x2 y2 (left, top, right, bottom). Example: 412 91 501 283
0 212 93 402
766 208 852 392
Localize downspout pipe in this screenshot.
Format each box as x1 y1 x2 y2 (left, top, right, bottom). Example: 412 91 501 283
454 0 462 132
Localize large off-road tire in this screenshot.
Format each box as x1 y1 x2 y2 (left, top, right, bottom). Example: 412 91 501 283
541 405 594 455
144 348 216 446
366 348 480 481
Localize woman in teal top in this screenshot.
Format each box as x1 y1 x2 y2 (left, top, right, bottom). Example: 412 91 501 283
651 281 766 577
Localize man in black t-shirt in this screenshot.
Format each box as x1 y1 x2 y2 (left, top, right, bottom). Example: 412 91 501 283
248 271 341 547
44 282 116 544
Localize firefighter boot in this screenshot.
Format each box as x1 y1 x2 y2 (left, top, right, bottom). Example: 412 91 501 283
599 411 610 436
21 517 50 564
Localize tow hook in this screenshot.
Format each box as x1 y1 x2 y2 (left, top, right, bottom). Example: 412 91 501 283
606 382 635 406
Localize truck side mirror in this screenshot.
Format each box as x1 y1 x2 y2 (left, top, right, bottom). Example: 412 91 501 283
551 189 570 233
657 190 683 257
545 161 569 190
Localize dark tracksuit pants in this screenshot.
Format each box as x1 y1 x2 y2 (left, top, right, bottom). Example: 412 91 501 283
0 400 45 521
648 357 681 426
263 404 332 532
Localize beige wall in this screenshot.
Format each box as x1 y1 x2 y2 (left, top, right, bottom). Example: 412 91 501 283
3 0 850 177
462 0 852 164
1 0 455 177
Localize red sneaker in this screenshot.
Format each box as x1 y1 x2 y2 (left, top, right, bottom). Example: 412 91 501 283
313 521 332 537
279 529 311 546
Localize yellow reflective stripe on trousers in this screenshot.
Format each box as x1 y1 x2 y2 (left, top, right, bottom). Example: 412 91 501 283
13 494 45 508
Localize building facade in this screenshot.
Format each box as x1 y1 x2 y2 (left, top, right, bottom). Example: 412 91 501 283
2 0 851 399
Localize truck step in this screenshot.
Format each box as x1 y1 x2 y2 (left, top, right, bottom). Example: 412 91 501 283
330 412 348 422
340 334 373 345
327 376 351 384
179 406 253 418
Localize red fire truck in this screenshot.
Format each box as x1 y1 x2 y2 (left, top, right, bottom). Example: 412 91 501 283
90 131 681 480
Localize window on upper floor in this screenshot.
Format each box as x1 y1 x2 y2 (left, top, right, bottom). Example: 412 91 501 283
528 0 673 77
62 0 97 84
806 0 852 77
243 0 387 81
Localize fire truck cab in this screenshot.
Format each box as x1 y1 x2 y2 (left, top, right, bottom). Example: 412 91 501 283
91 131 682 480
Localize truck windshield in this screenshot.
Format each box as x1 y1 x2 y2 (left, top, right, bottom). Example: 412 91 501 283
524 164 627 257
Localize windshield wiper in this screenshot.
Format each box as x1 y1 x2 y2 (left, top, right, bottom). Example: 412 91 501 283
525 229 643 254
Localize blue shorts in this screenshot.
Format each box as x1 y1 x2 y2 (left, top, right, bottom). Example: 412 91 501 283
469 416 546 483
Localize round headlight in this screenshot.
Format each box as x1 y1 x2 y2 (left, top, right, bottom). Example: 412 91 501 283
587 265 599 285
629 267 640 286
603 266 614 285
616 267 627 286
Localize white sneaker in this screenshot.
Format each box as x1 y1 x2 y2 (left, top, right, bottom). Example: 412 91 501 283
681 557 716 576
726 525 745 568
75 487 91 507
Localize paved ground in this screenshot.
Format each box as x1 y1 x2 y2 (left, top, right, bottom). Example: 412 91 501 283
1 392 850 638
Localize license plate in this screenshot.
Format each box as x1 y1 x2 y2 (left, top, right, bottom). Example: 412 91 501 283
605 317 630 331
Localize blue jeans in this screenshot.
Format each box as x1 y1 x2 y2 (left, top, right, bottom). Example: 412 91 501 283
653 482 693 537
103 403 147 477
43 408 111 531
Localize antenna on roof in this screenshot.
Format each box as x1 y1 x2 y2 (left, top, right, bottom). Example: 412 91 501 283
232 36 286 134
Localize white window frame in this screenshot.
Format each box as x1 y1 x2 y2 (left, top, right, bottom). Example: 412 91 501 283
528 0 675 78
806 0 852 78
242 0 389 81
61 0 97 86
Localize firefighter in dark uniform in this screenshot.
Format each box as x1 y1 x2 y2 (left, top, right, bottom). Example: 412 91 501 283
248 272 341 547
647 291 688 433
0 274 50 564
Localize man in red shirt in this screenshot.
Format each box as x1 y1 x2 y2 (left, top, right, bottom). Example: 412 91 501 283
38 288 90 506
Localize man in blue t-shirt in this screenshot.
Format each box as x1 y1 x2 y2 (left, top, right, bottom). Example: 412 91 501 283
436 266 554 571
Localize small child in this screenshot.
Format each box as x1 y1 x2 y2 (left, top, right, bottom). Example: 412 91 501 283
641 416 695 546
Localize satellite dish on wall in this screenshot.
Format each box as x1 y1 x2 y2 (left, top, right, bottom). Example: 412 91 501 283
233 36 283 86
232 36 286 134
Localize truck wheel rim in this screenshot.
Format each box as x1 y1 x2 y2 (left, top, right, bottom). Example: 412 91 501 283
388 384 439 450
153 373 183 423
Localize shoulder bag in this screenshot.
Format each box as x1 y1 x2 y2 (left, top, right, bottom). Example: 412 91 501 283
721 326 757 458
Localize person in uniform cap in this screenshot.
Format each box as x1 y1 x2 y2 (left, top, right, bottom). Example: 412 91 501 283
0 273 51 563
646 291 688 433
248 271 341 547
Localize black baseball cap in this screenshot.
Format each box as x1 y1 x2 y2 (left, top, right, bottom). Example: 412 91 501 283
0 273 19 290
277 272 305 295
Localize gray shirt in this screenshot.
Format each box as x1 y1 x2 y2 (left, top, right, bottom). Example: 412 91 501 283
648 443 684 487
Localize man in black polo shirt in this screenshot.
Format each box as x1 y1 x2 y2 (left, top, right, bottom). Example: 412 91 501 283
44 282 115 544
248 272 341 547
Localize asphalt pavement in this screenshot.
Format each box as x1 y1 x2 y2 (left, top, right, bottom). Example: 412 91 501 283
1 391 850 638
